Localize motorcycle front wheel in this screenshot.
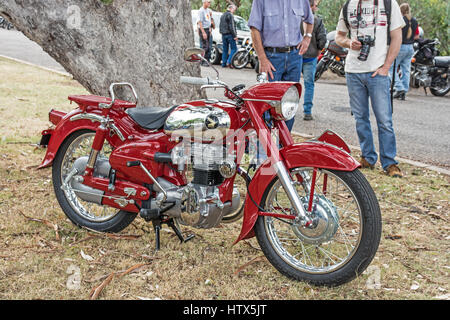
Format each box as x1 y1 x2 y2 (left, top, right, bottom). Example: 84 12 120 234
52 130 137 232
314 59 329 82
254 167 381 287
231 51 250 69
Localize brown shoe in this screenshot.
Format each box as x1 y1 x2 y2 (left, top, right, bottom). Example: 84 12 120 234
386 164 403 178
359 157 374 169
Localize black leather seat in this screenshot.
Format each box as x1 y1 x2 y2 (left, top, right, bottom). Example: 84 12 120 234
126 106 177 130
434 56 450 68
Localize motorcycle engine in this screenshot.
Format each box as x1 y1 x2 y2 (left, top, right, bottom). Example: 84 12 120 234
413 65 432 87
156 142 241 229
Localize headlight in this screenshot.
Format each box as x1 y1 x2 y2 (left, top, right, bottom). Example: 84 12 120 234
274 85 299 121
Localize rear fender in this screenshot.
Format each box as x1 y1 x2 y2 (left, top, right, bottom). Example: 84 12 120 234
38 109 102 169
234 140 360 244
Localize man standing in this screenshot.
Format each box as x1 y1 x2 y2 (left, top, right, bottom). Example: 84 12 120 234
197 0 215 66
335 0 405 177
220 4 238 68
248 0 314 131
300 0 327 121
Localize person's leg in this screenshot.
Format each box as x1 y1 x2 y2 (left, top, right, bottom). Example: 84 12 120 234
227 38 237 66
393 44 408 92
367 74 398 171
282 49 302 131
400 44 414 94
346 73 378 166
302 58 317 117
222 35 230 68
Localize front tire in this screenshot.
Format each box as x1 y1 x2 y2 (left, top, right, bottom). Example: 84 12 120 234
254 168 381 287
314 59 329 82
231 51 249 69
52 130 137 233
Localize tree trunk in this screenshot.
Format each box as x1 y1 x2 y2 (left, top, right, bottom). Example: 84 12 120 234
0 0 202 106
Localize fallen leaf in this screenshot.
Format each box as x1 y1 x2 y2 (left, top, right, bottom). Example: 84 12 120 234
80 250 94 261
385 235 402 240
234 256 266 275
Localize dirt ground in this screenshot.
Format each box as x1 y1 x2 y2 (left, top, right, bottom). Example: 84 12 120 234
0 57 449 300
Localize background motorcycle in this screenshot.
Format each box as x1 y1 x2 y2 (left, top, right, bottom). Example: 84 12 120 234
410 38 450 97
315 31 347 82
38 48 381 287
231 37 258 70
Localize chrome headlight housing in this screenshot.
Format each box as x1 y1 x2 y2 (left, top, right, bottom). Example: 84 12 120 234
273 85 300 121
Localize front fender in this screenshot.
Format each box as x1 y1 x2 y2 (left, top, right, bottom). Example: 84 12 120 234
38 110 101 169
234 141 360 244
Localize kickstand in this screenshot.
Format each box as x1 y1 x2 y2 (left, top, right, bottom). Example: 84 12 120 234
167 219 195 243
152 220 161 252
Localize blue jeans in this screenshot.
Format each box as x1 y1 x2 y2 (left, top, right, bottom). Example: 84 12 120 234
301 58 317 115
256 48 303 164
346 72 398 170
266 48 303 131
390 44 414 93
222 34 237 67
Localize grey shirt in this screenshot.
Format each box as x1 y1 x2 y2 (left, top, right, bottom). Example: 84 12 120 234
198 7 213 29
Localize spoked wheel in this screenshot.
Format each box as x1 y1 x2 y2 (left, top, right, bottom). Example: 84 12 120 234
254 167 381 286
52 130 137 232
231 51 250 69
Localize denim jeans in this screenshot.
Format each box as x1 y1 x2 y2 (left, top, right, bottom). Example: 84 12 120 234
390 44 414 93
301 58 317 115
266 48 303 131
222 34 237 67
346 72 398 170
256 48 303 164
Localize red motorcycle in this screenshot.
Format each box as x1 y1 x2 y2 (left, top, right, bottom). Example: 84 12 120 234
38 48 381 286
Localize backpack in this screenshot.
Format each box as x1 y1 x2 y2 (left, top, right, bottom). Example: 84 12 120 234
342 0 392 45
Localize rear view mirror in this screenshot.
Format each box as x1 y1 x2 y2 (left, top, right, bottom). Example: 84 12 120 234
184 47 205 62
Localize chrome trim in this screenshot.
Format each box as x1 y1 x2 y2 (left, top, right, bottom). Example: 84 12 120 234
70 113 106 123
109 82 138 107
273 161 312 225
69 113 125 142
138 163 167 204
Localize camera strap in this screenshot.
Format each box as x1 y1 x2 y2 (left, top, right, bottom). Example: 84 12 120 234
356 0 379 41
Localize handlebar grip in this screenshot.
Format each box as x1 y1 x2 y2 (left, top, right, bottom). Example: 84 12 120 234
180 76 211 86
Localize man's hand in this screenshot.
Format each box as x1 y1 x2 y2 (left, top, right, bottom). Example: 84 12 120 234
349 39 362 51
372 65 390 77
202 31 207 40
297 37 311 55
259 57 277 80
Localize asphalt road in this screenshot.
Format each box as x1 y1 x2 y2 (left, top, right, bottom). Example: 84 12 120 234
1 29 449 170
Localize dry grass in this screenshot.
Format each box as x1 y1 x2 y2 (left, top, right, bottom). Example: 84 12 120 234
0 57 449 300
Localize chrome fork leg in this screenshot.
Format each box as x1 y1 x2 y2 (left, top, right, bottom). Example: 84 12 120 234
273 161 312 226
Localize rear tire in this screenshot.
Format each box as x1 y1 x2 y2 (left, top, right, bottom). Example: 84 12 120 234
314 59 328 82
254 168 381 287
52 130 137 233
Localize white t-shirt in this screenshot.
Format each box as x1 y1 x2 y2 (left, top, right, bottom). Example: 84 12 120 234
336 0 405 73
198 7 213 29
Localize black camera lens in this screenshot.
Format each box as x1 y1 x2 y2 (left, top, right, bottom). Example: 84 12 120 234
358 44 371 61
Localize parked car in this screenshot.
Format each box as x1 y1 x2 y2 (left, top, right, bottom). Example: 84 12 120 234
192 10 251 65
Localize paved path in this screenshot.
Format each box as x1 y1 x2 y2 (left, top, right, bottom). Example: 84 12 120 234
1 28 449 170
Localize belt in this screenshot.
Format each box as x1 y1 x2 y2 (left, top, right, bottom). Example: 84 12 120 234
264 46 297 53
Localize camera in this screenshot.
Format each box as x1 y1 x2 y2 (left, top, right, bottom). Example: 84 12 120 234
357 35 375 61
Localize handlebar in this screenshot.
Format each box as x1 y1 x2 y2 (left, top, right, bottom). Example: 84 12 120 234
108 82 139 106
179 76 212 86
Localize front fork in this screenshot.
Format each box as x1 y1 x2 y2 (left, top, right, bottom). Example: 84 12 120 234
247 103 313 226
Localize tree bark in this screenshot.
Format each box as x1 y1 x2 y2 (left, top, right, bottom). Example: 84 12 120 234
0 0 202 106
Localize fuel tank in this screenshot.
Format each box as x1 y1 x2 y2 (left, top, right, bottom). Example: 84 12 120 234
163 100 242 141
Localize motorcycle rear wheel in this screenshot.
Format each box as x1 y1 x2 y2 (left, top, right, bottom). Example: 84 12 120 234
52 130 137 232
254 167 381 287
430 82 450 97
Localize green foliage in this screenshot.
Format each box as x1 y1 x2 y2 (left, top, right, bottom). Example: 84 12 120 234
100 0 114 4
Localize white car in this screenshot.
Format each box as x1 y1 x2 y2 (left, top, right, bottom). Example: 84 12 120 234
192 10 251 65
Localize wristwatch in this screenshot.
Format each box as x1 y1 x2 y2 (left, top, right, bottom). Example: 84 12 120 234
304 33 313 38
